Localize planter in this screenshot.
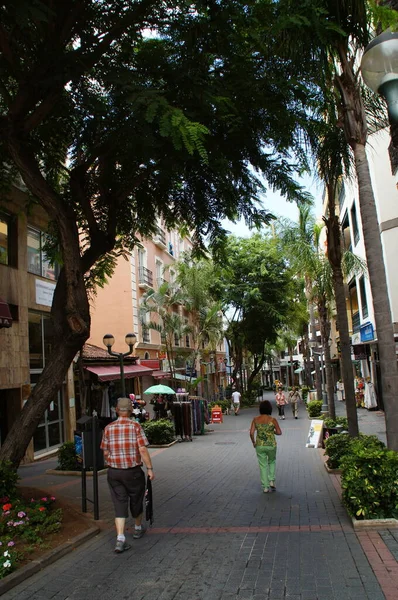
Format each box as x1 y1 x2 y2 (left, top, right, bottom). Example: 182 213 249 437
148 440 177 448
323 462 342 474
351 516 398 530
45 468 108 477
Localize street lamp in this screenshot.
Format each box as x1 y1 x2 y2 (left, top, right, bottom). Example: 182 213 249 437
361 30 398 123
311 347 328 412
103 332 137 397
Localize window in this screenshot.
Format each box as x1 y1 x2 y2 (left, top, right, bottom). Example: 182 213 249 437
341 213 352 252
174 333 180 346
350 203 360 246
359 276 368 319
27 227 59 280
28 311 54 370
0 213 17 267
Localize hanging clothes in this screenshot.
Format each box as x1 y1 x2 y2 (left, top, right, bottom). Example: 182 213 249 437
364 381 378 409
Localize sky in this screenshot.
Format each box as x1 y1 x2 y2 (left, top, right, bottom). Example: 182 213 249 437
221 172 324 237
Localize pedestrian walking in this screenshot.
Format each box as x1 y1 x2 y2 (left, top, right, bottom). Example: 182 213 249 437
250 400 282 493
288 386 302 419
101 397 155 553
232 389 241 415
275 386 287 419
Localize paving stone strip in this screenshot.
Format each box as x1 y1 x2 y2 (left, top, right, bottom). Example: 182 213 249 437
6 393 393 600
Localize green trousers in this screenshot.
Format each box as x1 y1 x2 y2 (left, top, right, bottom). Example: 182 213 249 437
256 445 277 489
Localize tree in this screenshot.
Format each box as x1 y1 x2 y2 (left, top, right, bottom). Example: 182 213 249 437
212 234 294 397
276 0 398 450
0 0 317 465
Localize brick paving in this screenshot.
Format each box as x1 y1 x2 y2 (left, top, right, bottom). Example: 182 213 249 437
5 393 396 599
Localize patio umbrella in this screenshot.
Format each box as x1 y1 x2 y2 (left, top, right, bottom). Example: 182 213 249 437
143 384 176 395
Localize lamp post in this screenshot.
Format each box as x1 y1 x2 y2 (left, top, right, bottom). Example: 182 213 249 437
311 348 328 413
103 333 137 397
361 30 398 123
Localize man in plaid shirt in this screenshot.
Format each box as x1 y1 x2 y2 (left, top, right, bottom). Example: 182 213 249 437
101 397 155 553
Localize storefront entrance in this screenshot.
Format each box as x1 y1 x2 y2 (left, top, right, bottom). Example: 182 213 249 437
31 374 64 454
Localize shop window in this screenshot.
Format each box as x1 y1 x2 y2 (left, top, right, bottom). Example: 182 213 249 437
0 213 17 267
359 275 368 319
28 311 54 370
350 203 360 246
27 227 59 280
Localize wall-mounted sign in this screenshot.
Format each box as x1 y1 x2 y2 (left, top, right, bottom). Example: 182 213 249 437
360 322 375 343
35 279 56 307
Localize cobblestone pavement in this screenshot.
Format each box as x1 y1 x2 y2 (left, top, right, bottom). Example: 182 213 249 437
8 393 396 600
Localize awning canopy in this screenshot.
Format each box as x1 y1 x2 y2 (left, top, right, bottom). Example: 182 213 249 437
294 367 304 373
85 364 153 382
0 297 12 328
152 370 171 379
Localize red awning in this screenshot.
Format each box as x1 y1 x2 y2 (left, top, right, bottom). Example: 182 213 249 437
152 370 171 379
0 297 12 328
84 364 153 382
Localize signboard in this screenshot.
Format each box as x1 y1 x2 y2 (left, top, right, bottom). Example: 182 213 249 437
360 322 375 343
306 419 324 448
353 344 367 360
35 279 56 307
210 405 223 424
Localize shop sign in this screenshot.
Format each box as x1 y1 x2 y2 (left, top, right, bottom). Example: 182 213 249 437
306 419 323 448
360 322 375 342
210 405 223 424
351 332 361 345
35 279 56 307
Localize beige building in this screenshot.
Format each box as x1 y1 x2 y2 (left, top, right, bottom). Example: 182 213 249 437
0 185 76 461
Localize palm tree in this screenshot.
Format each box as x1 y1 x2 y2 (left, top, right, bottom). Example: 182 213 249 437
276 0 398 449
140 282 190 386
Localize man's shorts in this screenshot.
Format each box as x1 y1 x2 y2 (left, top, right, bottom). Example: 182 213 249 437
107 465 145 518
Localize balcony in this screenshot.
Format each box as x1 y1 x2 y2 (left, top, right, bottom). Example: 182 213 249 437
153 227 167 249
156 277 167 288
138 266 153 289
352 311 360 333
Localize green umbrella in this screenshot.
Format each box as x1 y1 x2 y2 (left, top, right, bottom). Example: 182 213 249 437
143 384 176 395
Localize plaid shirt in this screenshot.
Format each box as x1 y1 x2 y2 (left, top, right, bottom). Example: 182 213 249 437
101 417 149 469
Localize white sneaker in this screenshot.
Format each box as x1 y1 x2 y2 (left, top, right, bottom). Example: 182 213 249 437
282 416 285 420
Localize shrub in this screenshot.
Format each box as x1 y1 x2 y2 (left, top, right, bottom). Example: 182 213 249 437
143 419 175 445
301 386 310 403
307 400 323 418
57 442 79 471
325 432 384 470
324 433 352 469
241 391 257 407
0 462 19 501
341 438 398 520
323 416 348 430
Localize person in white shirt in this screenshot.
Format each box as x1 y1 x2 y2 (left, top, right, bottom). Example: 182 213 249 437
232 390 241 415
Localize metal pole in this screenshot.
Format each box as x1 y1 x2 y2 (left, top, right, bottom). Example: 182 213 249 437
119 353 126 397
81 467 87 513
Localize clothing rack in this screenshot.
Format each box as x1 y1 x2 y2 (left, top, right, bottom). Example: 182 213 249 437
171 398 193 442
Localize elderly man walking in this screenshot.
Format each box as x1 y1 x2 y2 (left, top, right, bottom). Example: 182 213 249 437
101 397 155 553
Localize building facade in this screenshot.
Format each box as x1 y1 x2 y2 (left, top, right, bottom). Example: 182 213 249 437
0 185 76 461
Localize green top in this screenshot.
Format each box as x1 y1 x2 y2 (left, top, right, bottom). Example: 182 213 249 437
255 422 277 447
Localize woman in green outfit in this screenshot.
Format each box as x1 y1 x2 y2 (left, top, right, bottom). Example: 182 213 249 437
250 400 282 493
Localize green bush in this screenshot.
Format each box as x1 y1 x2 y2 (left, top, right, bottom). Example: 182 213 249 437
143 419 175 445
341 438 398 520
241 390 257 407
307 400 323 418
324 432 384 470
301 386 310 403
0 461 19 501
323 416 348 430
57 442 79 471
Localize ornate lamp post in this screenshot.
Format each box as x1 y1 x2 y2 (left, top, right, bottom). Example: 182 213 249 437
103 333 137 397
361 30 398 123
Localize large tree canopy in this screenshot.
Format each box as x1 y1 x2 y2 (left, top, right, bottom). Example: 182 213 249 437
0 0 316 465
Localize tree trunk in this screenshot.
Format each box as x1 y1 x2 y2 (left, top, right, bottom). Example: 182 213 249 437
354 143 398 450
318 297 335 419
309 302 322 400
324 197 359 436
289 348 295 388
0 270 90 466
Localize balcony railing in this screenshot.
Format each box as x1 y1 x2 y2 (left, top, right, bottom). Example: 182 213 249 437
138 266 153 288
153 227 166 248
352 311 360 333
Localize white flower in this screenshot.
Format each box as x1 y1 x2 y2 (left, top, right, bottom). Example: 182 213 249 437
3 551 10 557
3 560 11 568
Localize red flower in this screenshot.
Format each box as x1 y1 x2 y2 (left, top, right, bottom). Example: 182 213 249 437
38 507 46 512
2 504 12 512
